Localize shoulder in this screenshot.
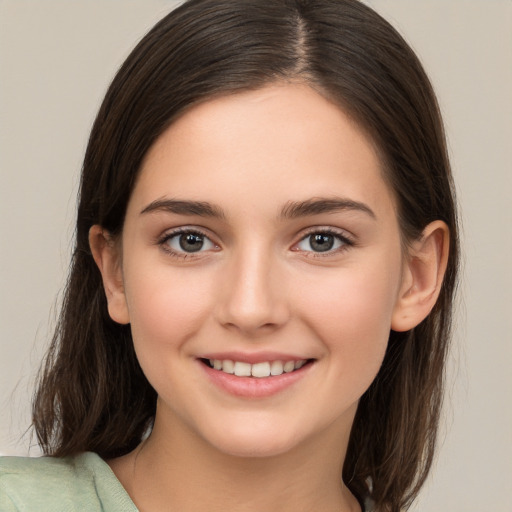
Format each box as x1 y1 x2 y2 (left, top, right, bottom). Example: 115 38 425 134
0 452 138 512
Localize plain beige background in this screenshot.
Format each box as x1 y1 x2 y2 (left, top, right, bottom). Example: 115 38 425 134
1 1 511 510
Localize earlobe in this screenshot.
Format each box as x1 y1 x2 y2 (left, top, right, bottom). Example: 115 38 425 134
89 225 130 325
391 220 450 332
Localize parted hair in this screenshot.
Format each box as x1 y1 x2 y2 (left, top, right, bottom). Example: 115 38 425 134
32 1 459 510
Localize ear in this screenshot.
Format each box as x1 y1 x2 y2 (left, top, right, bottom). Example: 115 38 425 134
391 220 450 332
89 225 130 325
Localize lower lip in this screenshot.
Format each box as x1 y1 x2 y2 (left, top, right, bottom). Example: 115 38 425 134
199 361 313 398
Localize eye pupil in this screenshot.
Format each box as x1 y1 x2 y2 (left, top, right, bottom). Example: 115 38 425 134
179 233 204 252
310 233 334 252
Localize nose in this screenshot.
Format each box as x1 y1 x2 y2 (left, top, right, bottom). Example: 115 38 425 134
214 246 290 336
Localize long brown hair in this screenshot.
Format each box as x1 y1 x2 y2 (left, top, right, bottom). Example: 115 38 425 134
32 1 459 510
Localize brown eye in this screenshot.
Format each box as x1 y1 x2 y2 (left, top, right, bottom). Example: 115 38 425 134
296 230 351 254
179 233 205 252
164 230 216 254
309 233 335 252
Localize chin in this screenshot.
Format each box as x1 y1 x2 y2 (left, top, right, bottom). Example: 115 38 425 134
198 416 309 459
210 434 300 459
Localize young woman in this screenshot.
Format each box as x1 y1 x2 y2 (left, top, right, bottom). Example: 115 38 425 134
0 1 459 511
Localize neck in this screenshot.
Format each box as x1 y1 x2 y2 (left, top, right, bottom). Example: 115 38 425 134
109 408 361 512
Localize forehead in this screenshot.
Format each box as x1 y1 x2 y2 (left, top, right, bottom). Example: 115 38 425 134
131 83 395 220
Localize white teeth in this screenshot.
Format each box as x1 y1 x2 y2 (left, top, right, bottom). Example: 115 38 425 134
270 360 284 376
251 362 271 378
234 361 252 377
283 361 295 373
222 359 234 374
208 359 308 377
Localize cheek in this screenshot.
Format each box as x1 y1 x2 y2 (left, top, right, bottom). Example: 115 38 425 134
301 263 399 331
296 261 401 388
122 265 218 400
123 263 214 353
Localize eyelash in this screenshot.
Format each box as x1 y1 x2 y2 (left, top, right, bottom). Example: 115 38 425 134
157 228 217 260
294 228 355 257
156 227 355 259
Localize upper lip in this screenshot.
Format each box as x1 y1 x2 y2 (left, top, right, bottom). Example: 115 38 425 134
198 351 312 364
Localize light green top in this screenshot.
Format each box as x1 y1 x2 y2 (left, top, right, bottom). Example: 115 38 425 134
1 451 374 511
0 452 138 512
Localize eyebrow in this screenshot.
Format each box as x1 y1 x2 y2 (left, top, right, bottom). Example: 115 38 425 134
140 199 226 219
280 197 376 220
140 196 376 220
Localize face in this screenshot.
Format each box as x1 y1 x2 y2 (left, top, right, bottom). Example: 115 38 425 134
109 84 407 458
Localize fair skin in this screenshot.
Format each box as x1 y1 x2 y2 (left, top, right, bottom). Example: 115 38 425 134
90 83 449 512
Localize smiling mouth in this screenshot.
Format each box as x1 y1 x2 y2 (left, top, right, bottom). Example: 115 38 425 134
201 358 313 378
